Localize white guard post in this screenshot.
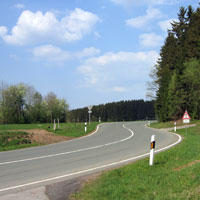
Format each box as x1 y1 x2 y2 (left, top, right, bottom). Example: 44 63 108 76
149 135 155 166
85 122 87 132
54 119 56 131
148 121 151 126
174 121 176 132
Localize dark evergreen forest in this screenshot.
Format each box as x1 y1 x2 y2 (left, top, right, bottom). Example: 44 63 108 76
148 4 200 121
68 100 155 122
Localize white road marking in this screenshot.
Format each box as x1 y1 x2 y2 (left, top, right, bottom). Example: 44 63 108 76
155 131 182 153
0 124 182 193
0 125 182 193
0 122 102 155
0 123 134 166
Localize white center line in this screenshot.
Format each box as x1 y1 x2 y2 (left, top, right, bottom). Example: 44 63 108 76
0 123 134 166
0 125 182 193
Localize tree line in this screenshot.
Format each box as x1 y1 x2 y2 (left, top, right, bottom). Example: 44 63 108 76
0 82 155 124
0 82 69 124
68 100 155 123
147 4 200 121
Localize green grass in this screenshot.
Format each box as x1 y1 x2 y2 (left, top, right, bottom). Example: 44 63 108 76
0 131 39 151
0 122 99 137
150 120 197 129
0 122 100 151
0 123 45 130
51 122 99 137
72 122 200 200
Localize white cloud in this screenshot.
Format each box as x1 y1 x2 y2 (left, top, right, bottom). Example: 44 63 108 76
33 45 71 62
33 45 100 62
75 47 101 59
0 8 100 45
112 87 127 92
158 18 177 32
139 33 164 47
15 3 25 9
77 51 159 91
0 26 7 37
126 7 162 29
110 0 176 7
110 0 135 6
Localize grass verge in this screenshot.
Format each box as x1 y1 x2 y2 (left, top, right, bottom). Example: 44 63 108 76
0 122 99 151
0 122 99 137
150 120 197 129
0 131 39 151
51 122 99 137
72 122 200 200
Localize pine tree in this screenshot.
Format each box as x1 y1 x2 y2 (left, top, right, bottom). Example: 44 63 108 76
182 59 200 119
153 4 200 121
184 6 200 59
155 32 178 121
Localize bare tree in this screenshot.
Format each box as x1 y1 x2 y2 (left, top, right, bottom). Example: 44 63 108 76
146 65 159 100
45 92 59 123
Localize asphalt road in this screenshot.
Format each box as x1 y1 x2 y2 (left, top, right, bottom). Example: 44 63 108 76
0 121 181 196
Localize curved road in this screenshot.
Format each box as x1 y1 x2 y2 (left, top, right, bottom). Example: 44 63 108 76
0 121 181 196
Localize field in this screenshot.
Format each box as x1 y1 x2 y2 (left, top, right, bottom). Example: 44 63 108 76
0 122 99 151
72 121 200 200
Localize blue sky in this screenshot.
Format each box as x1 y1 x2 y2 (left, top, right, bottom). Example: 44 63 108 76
0 0 198 109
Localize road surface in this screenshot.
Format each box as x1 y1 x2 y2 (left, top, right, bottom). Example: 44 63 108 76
0 121 181 197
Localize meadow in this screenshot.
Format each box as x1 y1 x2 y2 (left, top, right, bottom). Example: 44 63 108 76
0 122 99 151
72 121 200 200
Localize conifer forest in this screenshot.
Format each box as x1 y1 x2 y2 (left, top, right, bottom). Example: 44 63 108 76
147 4 200 121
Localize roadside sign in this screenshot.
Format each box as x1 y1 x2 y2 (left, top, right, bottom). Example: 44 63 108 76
88 105 93 125
88 105 93 111
182 110 191 124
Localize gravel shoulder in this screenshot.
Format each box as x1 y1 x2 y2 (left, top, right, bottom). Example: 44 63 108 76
45 173 101 200
0 173 101 200
0 187 49 200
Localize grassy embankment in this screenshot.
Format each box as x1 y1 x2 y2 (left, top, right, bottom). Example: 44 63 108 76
0 122 99 151
0 131 39 151
72 121 200 200
150 120 197 129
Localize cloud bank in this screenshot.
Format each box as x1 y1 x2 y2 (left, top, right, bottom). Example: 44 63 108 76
78 50 159 92
126 7 162 29
139 33 164 47
33 45 100 62
0 8 100 45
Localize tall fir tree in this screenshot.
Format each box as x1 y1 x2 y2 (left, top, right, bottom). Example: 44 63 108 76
153 4 200 121
155 32 178 121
